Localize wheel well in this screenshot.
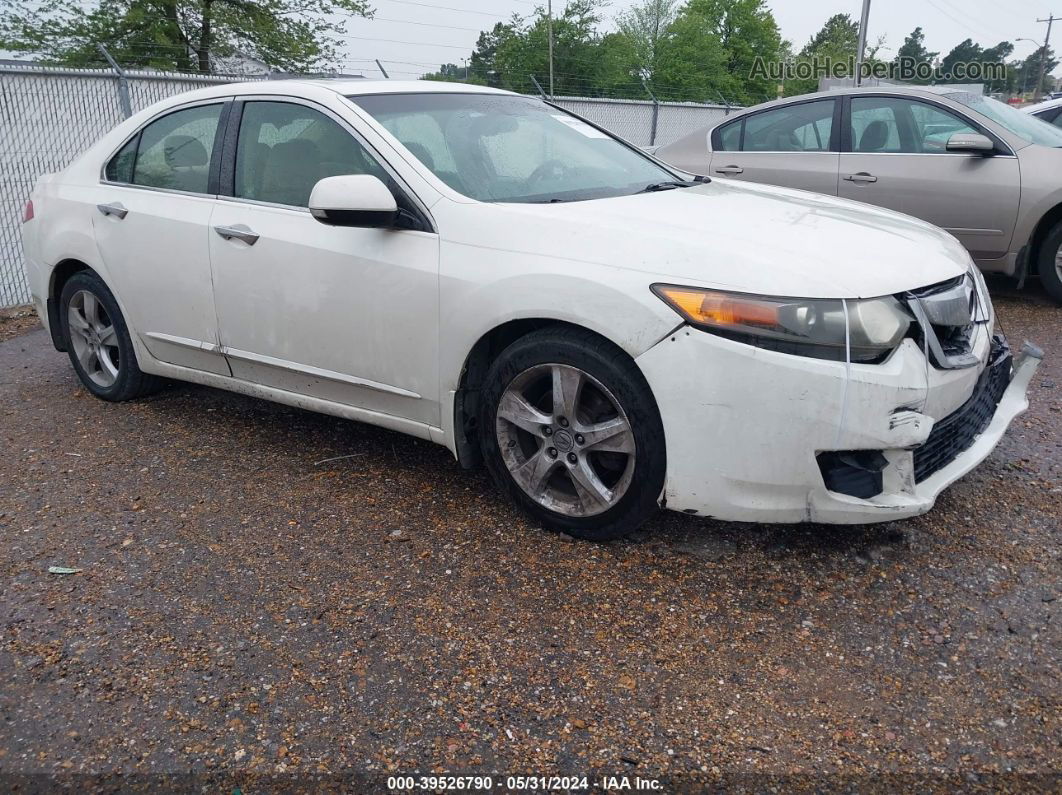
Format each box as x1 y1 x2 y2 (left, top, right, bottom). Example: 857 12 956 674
453 319 613 469
47 259 91 351
1027 203 1062 277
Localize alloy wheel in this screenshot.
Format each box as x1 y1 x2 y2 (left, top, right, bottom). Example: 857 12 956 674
67 289 120 388
495 363 636 517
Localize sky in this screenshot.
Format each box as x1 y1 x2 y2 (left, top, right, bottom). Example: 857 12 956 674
3 0 1057 78
337 0 1061 78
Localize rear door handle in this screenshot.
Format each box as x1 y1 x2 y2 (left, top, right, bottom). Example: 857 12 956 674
96 202 128 219
715 165 744 175
843 172 878 183
214 224 260 246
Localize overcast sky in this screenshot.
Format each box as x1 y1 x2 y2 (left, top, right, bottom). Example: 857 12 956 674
341 0 1060 78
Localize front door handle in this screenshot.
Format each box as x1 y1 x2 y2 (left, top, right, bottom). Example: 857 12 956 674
715 165 744 175
214 224 260 246
97 202 128 219
843 172 878 183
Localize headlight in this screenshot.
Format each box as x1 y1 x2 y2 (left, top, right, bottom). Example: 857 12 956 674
651 284 911 363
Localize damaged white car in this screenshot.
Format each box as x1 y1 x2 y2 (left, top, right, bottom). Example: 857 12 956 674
21 81 1041 540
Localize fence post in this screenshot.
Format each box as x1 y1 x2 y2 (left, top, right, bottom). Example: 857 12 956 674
97 44 132 118
642 79 659 147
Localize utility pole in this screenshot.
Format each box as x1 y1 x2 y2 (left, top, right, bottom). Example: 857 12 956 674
1035 14 1057 101
547 0 554 97
854 0 871 86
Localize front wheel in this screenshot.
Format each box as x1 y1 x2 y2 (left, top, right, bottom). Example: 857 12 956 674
479 326 666 541
1037 222 1062 304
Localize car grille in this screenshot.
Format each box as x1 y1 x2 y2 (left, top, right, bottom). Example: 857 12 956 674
912 336 1012 483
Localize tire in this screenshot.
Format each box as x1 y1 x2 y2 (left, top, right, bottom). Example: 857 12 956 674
1037 222 1062 304
478 325 666 541
59 271 164 401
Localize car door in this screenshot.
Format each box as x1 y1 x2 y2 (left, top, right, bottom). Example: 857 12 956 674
91 100 230 375
706 98 841 195
207 98 440 427
837 95 1020 260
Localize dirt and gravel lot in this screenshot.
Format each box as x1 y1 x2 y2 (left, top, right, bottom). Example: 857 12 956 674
0 281 1058 792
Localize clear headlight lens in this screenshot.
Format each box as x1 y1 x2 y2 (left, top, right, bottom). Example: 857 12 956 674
652 285 912 363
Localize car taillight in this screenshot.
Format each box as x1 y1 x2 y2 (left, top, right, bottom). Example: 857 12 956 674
23 199 34 223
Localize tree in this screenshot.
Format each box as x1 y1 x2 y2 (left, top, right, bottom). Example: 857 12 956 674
896 26 937 83
1012 46 1059 96
801 13 858 58
616 0 679 80
939 38 983 81
781 13 860 95
654 0 781 103
0 0 373 74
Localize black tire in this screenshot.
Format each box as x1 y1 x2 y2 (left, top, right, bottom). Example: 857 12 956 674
478 325 666 541
1037 222 1062 304
59 271 164 401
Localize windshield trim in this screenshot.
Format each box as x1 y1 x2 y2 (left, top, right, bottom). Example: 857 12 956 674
345 91 691 204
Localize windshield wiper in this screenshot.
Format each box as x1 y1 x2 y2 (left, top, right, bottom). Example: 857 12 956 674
636 180 699 193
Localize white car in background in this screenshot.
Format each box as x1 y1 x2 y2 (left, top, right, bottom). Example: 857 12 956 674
21 81 1041 539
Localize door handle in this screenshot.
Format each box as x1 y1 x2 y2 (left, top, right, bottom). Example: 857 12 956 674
843 172 878 183
714 165 744 175
96 202 128 219
214 224 260 246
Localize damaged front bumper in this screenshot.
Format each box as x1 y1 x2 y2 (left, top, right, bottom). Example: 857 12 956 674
636 326 1042 525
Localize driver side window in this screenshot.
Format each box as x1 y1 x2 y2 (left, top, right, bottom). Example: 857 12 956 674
235 101 387 207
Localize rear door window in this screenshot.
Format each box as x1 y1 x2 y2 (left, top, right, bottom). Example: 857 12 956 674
742 100 835 152
130 104 222 192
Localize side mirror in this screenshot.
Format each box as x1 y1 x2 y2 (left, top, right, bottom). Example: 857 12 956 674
308 174 398 227
945 132 995 155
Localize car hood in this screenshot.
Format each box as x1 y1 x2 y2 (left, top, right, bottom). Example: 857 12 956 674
466 179 970 299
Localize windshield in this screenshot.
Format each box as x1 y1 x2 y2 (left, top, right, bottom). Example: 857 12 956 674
945 91 1062 147
349 93 678 203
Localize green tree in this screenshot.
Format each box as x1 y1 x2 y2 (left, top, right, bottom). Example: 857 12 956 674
801 13 858 58
0 0 372 73
652 10 730 102
782 13 860 95
651 0 781 104
616 0 679 80
896 26 937 83
939 38 983 81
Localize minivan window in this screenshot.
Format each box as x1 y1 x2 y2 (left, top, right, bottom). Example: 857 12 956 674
350 93 676 203
234 101 388 207
127 104 222 193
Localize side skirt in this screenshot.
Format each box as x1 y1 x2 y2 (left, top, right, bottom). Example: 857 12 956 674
144 358 444 444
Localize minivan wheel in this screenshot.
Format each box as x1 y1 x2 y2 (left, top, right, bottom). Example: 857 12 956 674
60 271 164 401
479 326 666 541
1038 222 1062 304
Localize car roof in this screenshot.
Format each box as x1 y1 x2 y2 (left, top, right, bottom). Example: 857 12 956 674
141 78 518 108
720 84 982 120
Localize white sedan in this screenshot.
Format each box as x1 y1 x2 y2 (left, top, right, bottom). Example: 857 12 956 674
21 81 1041 539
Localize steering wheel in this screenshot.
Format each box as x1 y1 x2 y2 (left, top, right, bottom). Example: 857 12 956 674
526 158 570 189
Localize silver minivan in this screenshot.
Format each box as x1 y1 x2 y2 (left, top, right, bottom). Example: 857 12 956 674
656 86 1062 303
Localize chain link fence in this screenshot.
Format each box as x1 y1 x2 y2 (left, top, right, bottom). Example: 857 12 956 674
0 62 735 308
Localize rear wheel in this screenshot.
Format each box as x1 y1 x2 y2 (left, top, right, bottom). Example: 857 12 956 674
479 326 666 541
1037 222 1062 304
60 271 164 401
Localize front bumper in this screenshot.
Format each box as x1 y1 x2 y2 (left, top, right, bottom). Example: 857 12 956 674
636 327 1042 524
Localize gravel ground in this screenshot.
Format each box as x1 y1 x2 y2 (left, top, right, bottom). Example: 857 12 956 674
0 282 1058 793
